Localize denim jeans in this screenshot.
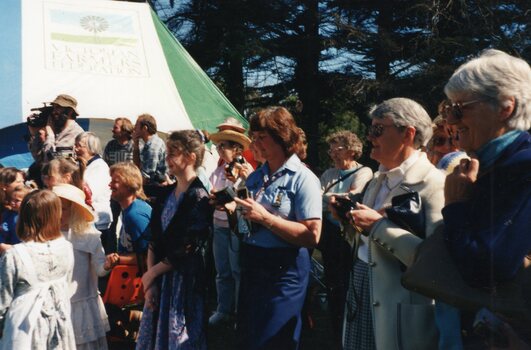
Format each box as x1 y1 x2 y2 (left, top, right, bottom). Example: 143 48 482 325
213 225 241 314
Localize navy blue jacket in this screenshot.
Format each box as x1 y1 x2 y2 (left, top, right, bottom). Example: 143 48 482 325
150 177 213 269
443 132 531 287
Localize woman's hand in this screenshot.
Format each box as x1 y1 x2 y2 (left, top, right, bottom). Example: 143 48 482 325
103 253 120 271
234 197 271 225
327 195 341 220
144 285 160 311
142 269 156 293
445 158 479 205
349 203 383 232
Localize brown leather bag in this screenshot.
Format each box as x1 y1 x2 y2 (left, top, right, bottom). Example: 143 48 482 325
401 225 531 320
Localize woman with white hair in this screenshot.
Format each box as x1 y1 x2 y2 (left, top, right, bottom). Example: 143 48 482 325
441 49 531 346
75 131 114 253
335 97 445 349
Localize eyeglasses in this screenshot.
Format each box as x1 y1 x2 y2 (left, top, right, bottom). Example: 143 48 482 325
367 124 402 138
217 142 232 151
443 100 482 120
327 146 345 155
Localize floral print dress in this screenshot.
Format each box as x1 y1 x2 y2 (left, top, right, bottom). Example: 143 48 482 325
136 188 207 350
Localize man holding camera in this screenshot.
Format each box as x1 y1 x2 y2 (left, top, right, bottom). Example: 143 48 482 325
28 94 84 163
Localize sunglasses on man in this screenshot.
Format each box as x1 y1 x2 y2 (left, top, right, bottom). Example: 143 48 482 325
367 124 405 138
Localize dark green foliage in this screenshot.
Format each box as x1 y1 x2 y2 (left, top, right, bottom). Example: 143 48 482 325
151 0 530 171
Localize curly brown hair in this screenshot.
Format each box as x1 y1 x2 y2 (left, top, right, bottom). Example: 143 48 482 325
325 130 363 160
166 130 205 169
249 107 307 160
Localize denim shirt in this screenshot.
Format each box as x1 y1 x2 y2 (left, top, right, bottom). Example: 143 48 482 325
244 154 322 248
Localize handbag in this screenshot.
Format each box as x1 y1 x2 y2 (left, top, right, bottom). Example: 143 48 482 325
401 225 531 320
385 185 425 238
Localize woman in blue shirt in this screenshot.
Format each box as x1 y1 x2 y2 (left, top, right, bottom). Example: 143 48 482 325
234 107 322 349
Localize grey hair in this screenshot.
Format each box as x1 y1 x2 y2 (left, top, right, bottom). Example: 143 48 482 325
326 130 363 160
444 49 531 131
75 132 102 156
369 98 433 148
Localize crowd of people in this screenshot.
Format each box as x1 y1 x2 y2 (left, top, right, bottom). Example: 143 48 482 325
0 48 530 350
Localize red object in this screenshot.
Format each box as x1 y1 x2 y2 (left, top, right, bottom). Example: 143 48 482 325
103 265 144 307
242 149 257 169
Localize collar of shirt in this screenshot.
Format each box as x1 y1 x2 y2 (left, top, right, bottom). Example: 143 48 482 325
377 150 420 189
262 153 301 177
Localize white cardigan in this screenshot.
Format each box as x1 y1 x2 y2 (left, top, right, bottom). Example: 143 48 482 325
84 157 113 230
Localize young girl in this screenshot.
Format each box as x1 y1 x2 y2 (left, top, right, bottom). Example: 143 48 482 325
136 130 213 349
0 189 76 349
41 158 93 208
52 183 118 350
0 186 32 253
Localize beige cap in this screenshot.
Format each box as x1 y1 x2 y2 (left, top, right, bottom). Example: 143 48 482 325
51 94 79 115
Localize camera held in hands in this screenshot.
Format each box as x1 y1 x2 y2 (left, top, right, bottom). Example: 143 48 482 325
213 185 249 206
27 103 54 128
225 155 245 178
332 196 356 220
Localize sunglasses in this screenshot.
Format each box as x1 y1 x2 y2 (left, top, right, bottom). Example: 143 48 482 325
432 136 453 147
217 142 232 150
367 124 402 138
443 99 482 120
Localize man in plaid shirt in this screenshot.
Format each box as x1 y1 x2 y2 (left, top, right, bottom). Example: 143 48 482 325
133 114 168 193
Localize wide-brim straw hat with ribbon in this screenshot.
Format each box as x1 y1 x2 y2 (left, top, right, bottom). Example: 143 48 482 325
52 183 95 222
216 116 246 133
209 130 251 151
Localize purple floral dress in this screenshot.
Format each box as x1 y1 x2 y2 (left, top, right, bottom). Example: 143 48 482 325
136 190 207 350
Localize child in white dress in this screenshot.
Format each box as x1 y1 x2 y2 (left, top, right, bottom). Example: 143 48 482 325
0 189 76 350
52 184 119 350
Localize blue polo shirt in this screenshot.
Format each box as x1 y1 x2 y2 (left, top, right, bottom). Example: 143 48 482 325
118 198 152 254
244 154 322 248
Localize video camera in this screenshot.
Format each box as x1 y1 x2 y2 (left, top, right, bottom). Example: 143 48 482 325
27 103 54 128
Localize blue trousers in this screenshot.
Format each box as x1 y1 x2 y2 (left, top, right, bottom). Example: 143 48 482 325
212 225 241 314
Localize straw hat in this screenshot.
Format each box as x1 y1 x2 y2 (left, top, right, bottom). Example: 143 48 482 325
52 183 94 222
50 94 79 115
209 130 251 151
216 117 246 133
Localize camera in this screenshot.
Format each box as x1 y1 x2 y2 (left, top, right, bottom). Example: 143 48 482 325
332 196 356 220
213 186 249 206
225 155 245 178
27 103 54 128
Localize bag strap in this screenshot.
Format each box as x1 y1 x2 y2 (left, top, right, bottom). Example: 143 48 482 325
323 166 366 195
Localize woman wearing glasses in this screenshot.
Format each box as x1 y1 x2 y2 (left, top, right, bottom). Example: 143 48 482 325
319 130 372 345
208 125 252 326
234 107 321 349
426 102 460 166
337 98 445 349
441 50 531 346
